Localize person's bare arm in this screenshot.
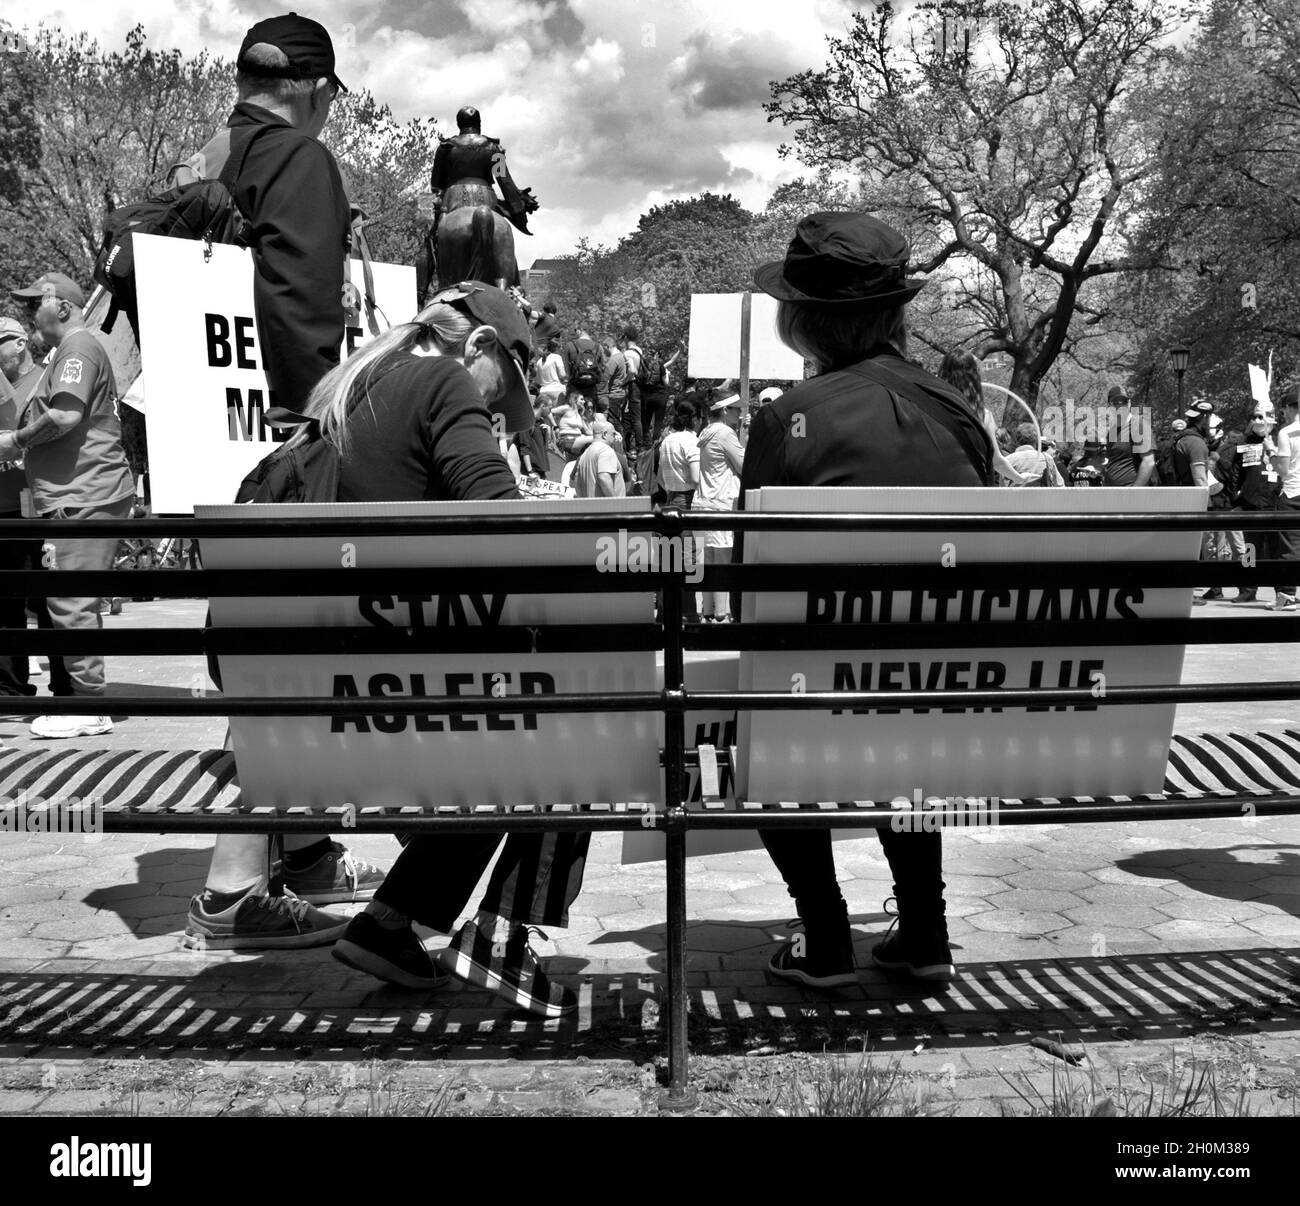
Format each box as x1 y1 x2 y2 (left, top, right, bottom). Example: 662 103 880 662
0 395 81 460
1133 451 1156 488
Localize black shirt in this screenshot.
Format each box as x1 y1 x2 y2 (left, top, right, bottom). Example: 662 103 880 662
226 102 351 413
739 349 991 493
1172 431 1209 487
1228 433 1280 509
336 353 519 503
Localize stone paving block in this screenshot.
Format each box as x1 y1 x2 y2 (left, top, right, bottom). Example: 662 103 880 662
31 916 132 942
1148 919 1268 945
1158 878 1266 901
1059 904 1171 930
1151 897 1267 922
939 874 1015 897
1045 926 1165 956
966 909 1070 936
1255 876 1300 896
1003 869 1094 891
1238 914 1300 939
992 889 1089 913
1078 883 1179 907
105 895 185 921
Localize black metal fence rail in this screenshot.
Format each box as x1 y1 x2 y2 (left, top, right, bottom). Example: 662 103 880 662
2 508 1299 1104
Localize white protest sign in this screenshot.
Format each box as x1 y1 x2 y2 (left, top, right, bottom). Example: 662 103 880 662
1248 363 1272 409
687 293 804 381
198 498 661 809
135 233 416 513
736 486 1207 806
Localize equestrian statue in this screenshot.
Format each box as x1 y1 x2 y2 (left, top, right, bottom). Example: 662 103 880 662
420 105 538 298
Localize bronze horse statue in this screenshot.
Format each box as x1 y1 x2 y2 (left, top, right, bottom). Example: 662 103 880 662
421 106 537 298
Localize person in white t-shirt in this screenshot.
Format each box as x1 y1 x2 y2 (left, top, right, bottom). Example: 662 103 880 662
535 336 567 406
656 399 702 621
1273 390 1300 609
696 393 745 620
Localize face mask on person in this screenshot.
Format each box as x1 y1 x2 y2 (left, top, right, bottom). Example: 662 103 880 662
1207 418 1224 450
1251 413 1271 438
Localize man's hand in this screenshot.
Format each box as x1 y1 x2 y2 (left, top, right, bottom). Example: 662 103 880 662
0 432 19 462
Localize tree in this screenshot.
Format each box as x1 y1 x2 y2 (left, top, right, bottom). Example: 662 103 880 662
0 26 441 307
1122 0 1300 430
765 0 1184 404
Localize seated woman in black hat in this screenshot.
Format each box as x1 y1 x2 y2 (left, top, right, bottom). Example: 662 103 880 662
743 212 994 989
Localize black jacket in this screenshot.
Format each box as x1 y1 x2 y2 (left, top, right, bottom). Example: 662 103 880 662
226 102 351 412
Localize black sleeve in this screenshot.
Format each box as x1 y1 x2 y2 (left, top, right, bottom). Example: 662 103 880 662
735 405 787 567
422 361 521 501
237 135 349 412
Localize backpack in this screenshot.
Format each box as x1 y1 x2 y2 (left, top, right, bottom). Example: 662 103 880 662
93 127 265 344
639 346 662 387
234 409 340 504
1154 435 1188 487
572 339 600 388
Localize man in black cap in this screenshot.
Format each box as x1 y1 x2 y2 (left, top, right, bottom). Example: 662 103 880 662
171 11 351 413
743 212 993 990
1100 383 1156 488
1172 398 1232 603
175 16 387 947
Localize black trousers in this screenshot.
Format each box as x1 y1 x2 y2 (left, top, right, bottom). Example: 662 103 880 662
0 523 70 698
1277 493 1300 595
759 827 944 922
375 831 591 934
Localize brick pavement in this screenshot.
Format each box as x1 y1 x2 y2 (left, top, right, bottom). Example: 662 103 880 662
0 597 1297 1111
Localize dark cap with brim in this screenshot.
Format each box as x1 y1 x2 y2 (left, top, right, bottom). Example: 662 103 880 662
753 212 926 307
238 12 347 92
421 281 535 435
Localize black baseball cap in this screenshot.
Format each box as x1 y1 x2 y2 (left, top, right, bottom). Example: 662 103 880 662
238 12 347 92
421 281 534 434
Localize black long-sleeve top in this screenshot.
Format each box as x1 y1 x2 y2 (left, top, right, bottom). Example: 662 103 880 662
226 102 350 413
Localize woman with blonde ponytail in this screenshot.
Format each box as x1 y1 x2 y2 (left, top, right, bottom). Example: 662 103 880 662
316 282 590 1021
291 281 533 499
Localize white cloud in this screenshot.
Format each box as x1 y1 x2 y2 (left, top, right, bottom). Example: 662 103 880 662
25 0 856 266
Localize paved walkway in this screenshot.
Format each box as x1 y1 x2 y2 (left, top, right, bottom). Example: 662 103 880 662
0 598 1297 1112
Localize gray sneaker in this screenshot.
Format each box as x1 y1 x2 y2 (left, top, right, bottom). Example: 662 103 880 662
184 888 350 951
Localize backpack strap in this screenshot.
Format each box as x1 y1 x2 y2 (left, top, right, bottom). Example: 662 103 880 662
844 357 994 483
348 213 383 338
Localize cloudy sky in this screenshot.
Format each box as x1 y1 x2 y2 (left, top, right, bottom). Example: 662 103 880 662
31 0 868 266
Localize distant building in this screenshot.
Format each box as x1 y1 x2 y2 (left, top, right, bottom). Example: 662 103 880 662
522 258 570 306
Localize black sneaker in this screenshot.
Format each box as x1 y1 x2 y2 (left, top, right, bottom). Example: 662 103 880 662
441 921 576 1018
1233 589 1258 603
332 912 449 990
871 898 954 981
1200 587 1224 601
767 936 858 989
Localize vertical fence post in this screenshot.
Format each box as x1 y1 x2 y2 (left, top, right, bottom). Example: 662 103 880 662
658 508 696 1110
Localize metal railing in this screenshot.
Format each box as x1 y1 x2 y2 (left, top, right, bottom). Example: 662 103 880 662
2 507 1300 1105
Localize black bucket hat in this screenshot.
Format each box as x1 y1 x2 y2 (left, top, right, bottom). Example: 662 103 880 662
753 212 926 307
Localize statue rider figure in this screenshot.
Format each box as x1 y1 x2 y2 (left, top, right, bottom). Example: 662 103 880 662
430 106 538 243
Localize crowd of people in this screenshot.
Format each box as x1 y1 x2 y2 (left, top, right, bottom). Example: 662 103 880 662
2 12 1299 1013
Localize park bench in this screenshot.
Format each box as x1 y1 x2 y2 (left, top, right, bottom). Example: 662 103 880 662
1 503 1298 1107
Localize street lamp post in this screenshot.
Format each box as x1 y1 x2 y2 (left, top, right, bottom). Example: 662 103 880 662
1169 346 1190 414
